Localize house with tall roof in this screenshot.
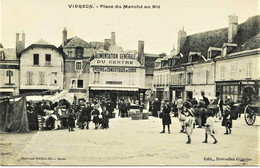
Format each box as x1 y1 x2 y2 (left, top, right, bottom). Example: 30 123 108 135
18 39 64 94
153 14 260 102
0 45 20 97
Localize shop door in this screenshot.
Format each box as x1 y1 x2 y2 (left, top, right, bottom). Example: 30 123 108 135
110 93 117 109
157 91 163 102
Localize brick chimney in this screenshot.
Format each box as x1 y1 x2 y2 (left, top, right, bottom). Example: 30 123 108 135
228 14 238 43
111 32 116 46
138 41 145 65
62 27 67 46
16 32 25 53
177 27 187 53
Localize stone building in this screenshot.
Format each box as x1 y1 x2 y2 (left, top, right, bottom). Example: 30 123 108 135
153 14 260 102
19 39 64 94
0 45 19 97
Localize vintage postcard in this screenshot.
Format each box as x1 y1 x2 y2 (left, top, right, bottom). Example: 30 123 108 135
0 0 259 166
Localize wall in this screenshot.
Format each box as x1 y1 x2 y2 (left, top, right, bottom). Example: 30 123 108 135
216 53 260 81
20 47 64 90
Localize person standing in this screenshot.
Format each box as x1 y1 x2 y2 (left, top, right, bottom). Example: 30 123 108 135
152 98 160 117
101 106 109 129
92 103 101 129
106 99 114 118
176 96 183 118
183 102 195 144
81 102 93 130
201 92 210 106
217 95 224 120
68 108 76 132
119 99 127 118
222 96 234 135
160 100 172 134
202 111 218 144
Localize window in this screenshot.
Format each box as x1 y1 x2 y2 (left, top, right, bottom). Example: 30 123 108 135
178 73 183 85
45 54 51 66
71 79 84 89
230 63 236 78
94 72 100 83
39 72 45 85
187 72 193 85
221 66 225 79
68 51 73 57
6 70 14 84
0 51 5 60
246 62 252 78
33 54 39 65
75 61 82 70
77 80 83 88
76 46 83 57
206 70 210 84
27 71 33 85
51 72 57 85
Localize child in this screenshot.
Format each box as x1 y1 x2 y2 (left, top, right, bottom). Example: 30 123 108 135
179 106 186 133
92 104 101 129
222 105 232 134
68 108 76 132
184 102 195 144
101 106 109 129
203 111 218 144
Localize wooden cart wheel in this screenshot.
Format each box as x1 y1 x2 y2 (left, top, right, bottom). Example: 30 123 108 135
244 105 256 125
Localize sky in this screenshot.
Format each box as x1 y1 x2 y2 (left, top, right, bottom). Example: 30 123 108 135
0 0 259 54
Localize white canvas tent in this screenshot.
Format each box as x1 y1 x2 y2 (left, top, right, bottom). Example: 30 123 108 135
25 90 74 104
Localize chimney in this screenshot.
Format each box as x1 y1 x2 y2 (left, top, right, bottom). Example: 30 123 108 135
228 14 238 43
177 27 187 53
111 32 116 46
104 39 111 51
62 27 67 46
138 41 145 65
16 32 25 53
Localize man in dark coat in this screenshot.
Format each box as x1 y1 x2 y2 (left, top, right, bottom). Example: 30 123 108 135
201 92 210 106
119 99 127 118
153 98 160 117
106 99 114 118
79 102 93 129
160 100 172 134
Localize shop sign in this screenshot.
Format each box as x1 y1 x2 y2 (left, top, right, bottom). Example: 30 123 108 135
216 82 240 86
0 65 19 69
105 81 122 84
94 67 136 72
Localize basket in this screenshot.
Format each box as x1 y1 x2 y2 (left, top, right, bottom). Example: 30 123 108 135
142 113 149 119
131 113 142 120
128 110 136 117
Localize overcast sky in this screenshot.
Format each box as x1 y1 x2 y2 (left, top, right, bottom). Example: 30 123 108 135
1 0 259 54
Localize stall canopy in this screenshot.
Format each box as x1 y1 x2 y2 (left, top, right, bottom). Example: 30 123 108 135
47 90 74 104
0 96 29 132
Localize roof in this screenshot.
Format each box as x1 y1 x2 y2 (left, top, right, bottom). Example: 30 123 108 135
0 48 17 60
63 36 91 48
180 15 260 63
33 39 51 45
18 40 64 56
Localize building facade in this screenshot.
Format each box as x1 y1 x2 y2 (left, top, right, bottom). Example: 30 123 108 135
89 50 146 105
19 40 64 94
0 47 20 97
215 48 260 102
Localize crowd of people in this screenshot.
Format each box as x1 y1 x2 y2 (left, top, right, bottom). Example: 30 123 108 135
26 97 139 132
150 91 237 144
25 91 243 144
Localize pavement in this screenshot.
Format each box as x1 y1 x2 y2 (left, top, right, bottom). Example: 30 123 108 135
0 114 259 166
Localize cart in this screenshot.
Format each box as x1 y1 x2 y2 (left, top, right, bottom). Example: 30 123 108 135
244 96 260 125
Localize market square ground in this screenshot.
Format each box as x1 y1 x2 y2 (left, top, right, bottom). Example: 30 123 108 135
0 114 259 166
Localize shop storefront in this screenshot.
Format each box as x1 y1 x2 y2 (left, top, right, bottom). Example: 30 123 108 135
216 80 259 103
89 52 146 106
169 85 185 102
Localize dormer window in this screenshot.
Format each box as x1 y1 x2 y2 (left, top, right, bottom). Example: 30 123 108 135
0 51 5 60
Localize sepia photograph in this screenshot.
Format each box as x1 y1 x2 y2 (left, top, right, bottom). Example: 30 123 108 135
0 0 259 166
